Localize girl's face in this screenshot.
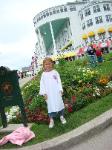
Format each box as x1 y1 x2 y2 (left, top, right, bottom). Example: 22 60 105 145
43 60 53 72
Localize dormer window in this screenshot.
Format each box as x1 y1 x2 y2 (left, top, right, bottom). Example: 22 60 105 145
103 4 110 11
93 5 100 13
85 8 91 16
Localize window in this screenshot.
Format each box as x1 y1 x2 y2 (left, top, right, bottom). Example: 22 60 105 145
49 11 53 15
98 34 105 40
109 32 112 37
89 36 95 42
43 14 46 18
33 22 36 26
103 4 110 11
80 13 84 20
106 14 112 22
82 23 86 30
85 8 91 16
95 16 103 24
56 9 60 13
46 12 49 16
87 19 93 27
60 7 64 12
38 17 41 21
93 5 100 13
53 9 56 14
40 16 42 20
64 7 67 12
37 18 39 22
69 6 76 11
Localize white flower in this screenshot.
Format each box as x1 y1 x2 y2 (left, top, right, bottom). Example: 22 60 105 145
93 94 95 97
6 106 20 122
107 81 112 88
96 92 100 96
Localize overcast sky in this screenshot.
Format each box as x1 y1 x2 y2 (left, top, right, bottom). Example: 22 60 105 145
0 0 73 70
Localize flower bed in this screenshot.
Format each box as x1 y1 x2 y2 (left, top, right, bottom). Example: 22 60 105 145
6 60 112 124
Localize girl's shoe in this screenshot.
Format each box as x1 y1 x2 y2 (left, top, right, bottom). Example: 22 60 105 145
60 116 67 124
49 120 54 128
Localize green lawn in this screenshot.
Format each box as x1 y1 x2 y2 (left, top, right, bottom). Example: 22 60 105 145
0 53 112 149
0 93 112 149
96 61 112 75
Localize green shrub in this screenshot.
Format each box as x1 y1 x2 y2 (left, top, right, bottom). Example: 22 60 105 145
17 53 112 123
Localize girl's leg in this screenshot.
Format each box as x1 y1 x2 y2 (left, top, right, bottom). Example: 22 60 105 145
58 109 64 116
48 113 55 128
59 109 66 124
49 117 54 128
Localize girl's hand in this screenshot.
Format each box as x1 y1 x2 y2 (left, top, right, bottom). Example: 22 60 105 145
44 94 48 100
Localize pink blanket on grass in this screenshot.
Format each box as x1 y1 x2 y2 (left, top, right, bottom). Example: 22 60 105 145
0 126 35 146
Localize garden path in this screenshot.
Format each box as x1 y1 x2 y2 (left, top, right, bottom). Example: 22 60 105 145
19 76 33 88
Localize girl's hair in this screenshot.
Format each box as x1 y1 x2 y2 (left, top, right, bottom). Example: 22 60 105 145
43 57 54 68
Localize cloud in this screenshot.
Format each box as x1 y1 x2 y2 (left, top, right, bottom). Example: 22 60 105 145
0 31 37 70
0 0 73 70
0 1 34 44
0 22 31 44
0 0 37 69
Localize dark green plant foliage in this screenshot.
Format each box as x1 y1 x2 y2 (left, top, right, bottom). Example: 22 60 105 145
28 95 47 112
1 53 112 148
19 53 112 123
1 93 112 149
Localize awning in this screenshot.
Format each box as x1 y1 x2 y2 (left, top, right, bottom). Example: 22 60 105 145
63 52 76 58
108 27 112 32
61 41 73 51
51 52 75 60
68 52 76 57
39 59 43 65
97 28 106 34
63 53 69 58
88 31 95 37
82 34 88 39
51 55 58 61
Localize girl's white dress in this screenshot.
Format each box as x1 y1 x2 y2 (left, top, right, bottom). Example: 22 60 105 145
39 70 65 113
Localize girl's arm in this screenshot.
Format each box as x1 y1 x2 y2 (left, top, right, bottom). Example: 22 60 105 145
56 71 63 93
39 74 46 96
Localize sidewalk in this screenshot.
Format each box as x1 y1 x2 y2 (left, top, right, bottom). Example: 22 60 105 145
19 76 33 87
1 108 112 150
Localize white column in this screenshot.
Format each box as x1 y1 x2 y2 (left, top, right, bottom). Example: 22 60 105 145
37 28 42 54
37 28 46 55
49 21 57 55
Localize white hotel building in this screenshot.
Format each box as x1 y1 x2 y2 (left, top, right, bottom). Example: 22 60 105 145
33 0 112 66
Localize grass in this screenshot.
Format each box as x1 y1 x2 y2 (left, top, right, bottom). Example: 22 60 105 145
0 53 112 149
0 93 112 149
96 61 112 75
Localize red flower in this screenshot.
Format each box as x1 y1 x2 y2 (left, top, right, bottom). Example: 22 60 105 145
67 104 73 113
71 96 76 103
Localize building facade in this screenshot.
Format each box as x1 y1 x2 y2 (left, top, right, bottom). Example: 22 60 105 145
33 0 112 66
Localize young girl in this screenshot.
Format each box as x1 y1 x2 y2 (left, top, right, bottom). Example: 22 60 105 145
39 57 66 128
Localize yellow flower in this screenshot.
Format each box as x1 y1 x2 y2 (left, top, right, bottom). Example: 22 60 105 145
99 76 109 85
